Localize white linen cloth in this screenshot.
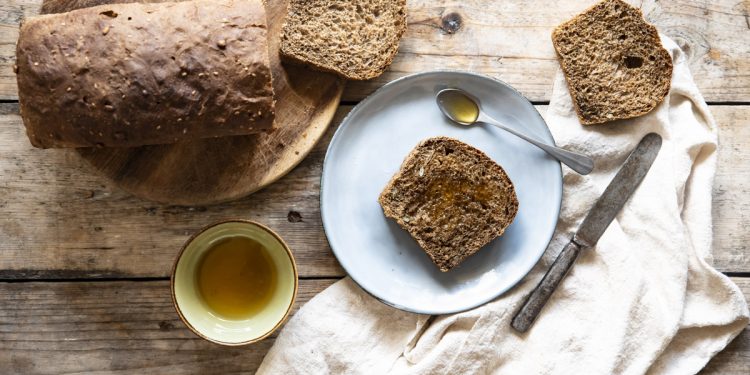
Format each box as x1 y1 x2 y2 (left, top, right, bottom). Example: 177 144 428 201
258 36 749 375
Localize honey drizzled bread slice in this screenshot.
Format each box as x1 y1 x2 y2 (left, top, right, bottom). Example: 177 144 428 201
378 137 519 272
552 0 672 125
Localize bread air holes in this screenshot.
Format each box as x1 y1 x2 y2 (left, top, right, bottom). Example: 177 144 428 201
443 147 454 155
624 56 643 68
99 10 118 18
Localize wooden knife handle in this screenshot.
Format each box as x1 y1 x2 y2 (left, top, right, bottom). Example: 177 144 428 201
511 240 582 333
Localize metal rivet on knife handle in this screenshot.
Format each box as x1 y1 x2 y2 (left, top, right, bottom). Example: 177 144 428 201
510 133 662 333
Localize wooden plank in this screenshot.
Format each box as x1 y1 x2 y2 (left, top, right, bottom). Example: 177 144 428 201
352 0 749 102
0 102 345 279
0 0 41 98
2 104 748 278
0 277 744 373
1 0 749 102
714 105 750 271
0 278 336 374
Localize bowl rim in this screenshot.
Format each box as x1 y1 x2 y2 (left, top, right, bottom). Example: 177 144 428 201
170 219 299 346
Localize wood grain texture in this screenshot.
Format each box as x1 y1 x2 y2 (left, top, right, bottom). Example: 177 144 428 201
0 102 344 279
4 0 748 102
1 104 748 278
34 0 345 205
0 278 336 374
0 277 744 374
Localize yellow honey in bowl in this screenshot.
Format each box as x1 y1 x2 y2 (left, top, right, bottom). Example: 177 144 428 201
196 236 277 320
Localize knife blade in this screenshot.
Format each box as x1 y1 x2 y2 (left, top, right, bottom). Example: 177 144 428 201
511 133 662 333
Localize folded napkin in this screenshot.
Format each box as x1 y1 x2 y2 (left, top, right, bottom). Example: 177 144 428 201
258 36 749 375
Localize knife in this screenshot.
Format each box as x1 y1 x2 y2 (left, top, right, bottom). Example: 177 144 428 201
511 133 662 333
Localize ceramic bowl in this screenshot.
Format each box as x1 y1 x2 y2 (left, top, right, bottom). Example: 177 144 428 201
171 220 298 346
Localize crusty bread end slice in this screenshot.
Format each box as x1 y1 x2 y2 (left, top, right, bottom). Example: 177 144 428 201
280 0 407 81
379 137 519 272
552 0 673 125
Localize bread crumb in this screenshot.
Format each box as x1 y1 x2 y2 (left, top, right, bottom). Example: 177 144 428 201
102 26 110 35
217 39 226 48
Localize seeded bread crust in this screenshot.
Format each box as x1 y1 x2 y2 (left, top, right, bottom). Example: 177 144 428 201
15 0 275 148
552 0 672 125
280 0 407 81
378 137 519 272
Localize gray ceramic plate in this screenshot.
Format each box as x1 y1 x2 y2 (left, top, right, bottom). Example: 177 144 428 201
321 71 562 314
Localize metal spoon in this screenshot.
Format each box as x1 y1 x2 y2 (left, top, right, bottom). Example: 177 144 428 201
436 88 594 175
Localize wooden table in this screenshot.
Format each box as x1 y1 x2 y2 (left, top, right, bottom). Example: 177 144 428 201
0 0 747 373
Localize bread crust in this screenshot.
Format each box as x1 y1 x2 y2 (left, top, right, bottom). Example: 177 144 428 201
378 137 519 272
16 0 275 148
551 0 672 125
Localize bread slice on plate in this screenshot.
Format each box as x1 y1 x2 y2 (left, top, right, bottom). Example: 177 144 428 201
280 0 407 80
378 137 519 272
552 0 672 125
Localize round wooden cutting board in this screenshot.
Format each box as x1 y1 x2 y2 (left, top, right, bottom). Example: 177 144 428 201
41 0 345 205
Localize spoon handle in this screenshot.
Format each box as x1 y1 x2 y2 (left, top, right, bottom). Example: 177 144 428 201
478 114 594 175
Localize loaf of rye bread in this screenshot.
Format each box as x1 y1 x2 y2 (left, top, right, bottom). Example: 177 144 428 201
15 0 275 148
379 137 519 272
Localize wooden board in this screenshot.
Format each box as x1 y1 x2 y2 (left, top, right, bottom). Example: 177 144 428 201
37 0 345 205
3 0 749 103
0 277 745 374
0 104 748 278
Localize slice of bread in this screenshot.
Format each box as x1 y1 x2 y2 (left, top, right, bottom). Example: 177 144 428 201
378 137 519 272
552 0 672 125
280 0 407 80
